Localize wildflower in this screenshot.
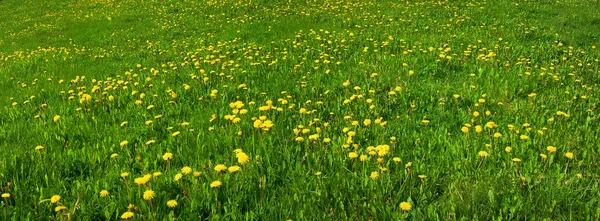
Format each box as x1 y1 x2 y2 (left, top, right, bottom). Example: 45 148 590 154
210 180 222 188
478 151 489 157
121 211 134 219
55 206 68 212
236 152 250 164
577 174 583 179
120 141 128 147
50 195 61 204
228 166 241 173
359 155 368 161
181 166 192 175
512 158 521 163
167 200 178 208
174 173 183 181
400 202 412 211
143 190 155 200
172 131 180 137
110 153 118 158
418 175 427 179
53 115 61 122
134 176 150 185
121 172 129 179
546 146 557 153
193 172 201 178
163 152 173 161
2 193 10 198
348 152 358 159
565 152 574 159
100 190 109 198
505 147 512 152
461 127 469 133
393 157 401 162
315 172 322 176
369 171 379 179
214 164 227 172
540 154 547 159
520 135 529 140
35 145 44 151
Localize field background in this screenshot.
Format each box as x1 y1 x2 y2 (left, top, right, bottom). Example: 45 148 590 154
1 0 600 220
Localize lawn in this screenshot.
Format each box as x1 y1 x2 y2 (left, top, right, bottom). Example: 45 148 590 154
1 0 600 220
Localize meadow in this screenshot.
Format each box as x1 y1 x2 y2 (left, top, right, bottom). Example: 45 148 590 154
1 0 600 220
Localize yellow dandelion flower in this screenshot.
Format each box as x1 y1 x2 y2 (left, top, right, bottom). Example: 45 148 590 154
53 115 61 123
174 173 183 181
228 166 241 173
546 146 557 153
478 151 489 157
2 193 10 198
35 145 44 151
121 211 134 219
214 164 227 172
400 202 412 211
143 190 155 201
369 171 379 180
348 152 358 159
55 206 68 212
162 152 173 161
100 190 109 198
512 158 521 163
565 152 574 159
121 172 129 179
181 166 192 175
236 152 250 165
50 195 61 204
167 200 178 208
540 154 547 159
210 180 222 188
119 141 128 147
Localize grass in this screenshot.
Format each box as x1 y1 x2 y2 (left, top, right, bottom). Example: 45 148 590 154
1 0 600 220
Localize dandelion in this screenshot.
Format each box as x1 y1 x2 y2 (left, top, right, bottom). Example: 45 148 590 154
2 193 10 198
315 172 322 176
110 153 118 158
418 175 427 179
53 115 61 122
520 135 529 140
348 152 358 159
55 206 67 212
565 152 574 159
163 152 173 161
174 173 183 181
167 200 178 208
121 172 129 179
121 211 134 219
369 171 379 179
505 147 512 152
134 176 150 185
210 180 222 188
181 166 192 175
547 146 557 153
393 157 401 162
228 166 241 173
35 145 44 151
540 154 548 159
119 140 128 147
214 164 227 172
143 190 155 201
236 152 249 164
400 202 412 211
50 195 61 204
512 158 521 163
100 190 109 198
478 151 489 157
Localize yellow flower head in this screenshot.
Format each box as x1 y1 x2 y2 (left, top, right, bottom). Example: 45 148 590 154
348 152 358 159
100 190 109 198
228 166 241 173
167 200 178 208
210 180 222 188
119 141 128 147
162 152 173 161
400 202 412 211
214 164 227 172
55 206 68 212
143 190 155 201
546 146 557 153
53 115 61 123
369 171 379 180
121 211 134 219
512 158 521 163
1 193 9 198
236 152 250 165
565 152 574 159
50 195 61 204
181 166 192 175
478 151 489 157
35 145 44 151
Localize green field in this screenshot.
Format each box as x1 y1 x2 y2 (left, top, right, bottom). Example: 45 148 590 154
1 0 600 220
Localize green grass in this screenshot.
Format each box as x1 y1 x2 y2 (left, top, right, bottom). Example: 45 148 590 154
1 0 600 220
